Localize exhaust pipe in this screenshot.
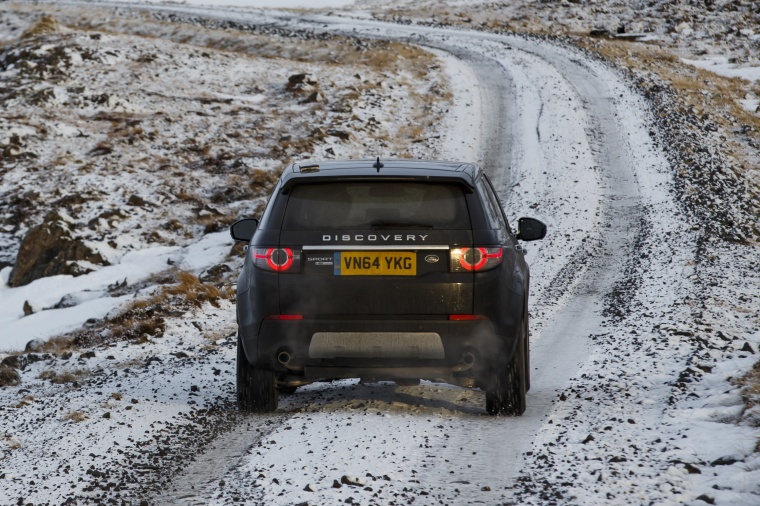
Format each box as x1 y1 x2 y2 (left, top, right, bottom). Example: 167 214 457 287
452 352 476 372
277 351 292 365
277 350 304 371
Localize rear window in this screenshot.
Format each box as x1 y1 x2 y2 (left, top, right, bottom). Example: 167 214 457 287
282 182 471 230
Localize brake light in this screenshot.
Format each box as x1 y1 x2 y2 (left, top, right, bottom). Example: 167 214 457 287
252 248 296 272
450 247 503 272
264 314 303 320
449 314 489 321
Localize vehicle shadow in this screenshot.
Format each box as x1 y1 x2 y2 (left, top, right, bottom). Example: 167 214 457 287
277 379 488 416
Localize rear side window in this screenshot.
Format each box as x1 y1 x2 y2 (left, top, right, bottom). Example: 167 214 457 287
282 182 471 230
477 178 508 231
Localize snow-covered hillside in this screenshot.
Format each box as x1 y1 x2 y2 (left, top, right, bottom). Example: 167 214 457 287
0 3 450 350
0 1 758 505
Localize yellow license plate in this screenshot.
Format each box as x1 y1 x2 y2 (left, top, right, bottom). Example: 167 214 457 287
334 252 416 276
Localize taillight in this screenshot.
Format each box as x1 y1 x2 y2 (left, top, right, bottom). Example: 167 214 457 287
252 248 299 272
450 247 503 272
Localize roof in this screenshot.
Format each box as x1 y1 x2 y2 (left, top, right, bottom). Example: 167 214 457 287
280 159 480 189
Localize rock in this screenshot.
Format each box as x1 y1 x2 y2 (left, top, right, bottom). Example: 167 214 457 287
80 351 96 359
9 211 109 287
309 127 327 139
198 204 222 217
300 91 326 104
303 483 316 492
674 22 693 35
103 412 111 419
23 300 40 316
288 73 312 85
589 29 611 38
287 73 317 91
695 494 715 505
684 462 701 474
740 342 755 353
332 480 342 488
341 475 366 487
53 294 81 309
710 456 738 466
126 195 152 207
327 129 351 141
200 263 231 283
25 339 45 352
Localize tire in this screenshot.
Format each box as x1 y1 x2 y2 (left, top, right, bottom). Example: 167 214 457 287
277 386 298 395
524 313 531 393
237 336 278 413
485 337 527 416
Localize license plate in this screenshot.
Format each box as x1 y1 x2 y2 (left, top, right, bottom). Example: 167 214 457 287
334 252 416 276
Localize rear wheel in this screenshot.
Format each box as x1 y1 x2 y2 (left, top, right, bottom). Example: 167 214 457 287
237 336 278 413
524 313 531 392
485 338 527 416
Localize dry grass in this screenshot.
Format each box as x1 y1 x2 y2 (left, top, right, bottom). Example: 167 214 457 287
38 368 90 384
164 271 226 306
104 270 234 342
63 411 87 423
398 122 425 142
0 365 21 387
735 360 760 415
24 4 435 80
12 395 36 409
3 1 446 220
733 359 760 451
577 39 760 186
3 435 23 450
20 14 60 39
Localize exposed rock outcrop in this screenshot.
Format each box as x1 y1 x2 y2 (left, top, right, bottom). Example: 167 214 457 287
9 210 109 287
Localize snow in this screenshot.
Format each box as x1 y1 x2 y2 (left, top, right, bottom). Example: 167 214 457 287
0 230 234 350
682 57 760 82
429 48 480 164
0 1 758 505
92 0 358 7
0 246 169 350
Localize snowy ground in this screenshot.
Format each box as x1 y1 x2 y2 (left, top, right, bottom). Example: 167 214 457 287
1 1 758 505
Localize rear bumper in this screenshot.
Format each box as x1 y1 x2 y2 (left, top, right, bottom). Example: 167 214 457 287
239 317 519 384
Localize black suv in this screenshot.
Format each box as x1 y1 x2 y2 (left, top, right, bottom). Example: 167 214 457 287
230 159 546 416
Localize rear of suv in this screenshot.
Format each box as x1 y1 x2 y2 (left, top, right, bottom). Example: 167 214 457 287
231 159 546 416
